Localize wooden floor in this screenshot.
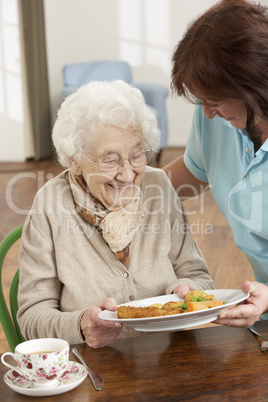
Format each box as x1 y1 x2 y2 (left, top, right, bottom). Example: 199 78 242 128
0 148 254 352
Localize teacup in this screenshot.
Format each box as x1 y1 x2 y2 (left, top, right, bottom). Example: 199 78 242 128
1 338 69 388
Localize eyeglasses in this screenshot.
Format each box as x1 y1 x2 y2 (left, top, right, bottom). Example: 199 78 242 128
92 148 155 172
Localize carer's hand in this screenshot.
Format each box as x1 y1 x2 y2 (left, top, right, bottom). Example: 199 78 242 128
80 298 122 348
214 281 268 327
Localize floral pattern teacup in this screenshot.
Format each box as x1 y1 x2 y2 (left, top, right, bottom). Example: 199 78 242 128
1 338 69 388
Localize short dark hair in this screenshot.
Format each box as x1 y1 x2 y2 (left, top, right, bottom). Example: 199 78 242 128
171 0 268 134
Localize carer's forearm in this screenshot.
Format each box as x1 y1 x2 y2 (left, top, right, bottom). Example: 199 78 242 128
163 155 209 199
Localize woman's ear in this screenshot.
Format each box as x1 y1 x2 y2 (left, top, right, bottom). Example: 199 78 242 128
69 159 82 175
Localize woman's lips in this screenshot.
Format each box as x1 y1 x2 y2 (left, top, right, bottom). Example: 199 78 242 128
108 183 132 191
217 112 233 121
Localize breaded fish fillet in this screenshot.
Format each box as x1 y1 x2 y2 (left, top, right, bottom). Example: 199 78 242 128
117 304 183 319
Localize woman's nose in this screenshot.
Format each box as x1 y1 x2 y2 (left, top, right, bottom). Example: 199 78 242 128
202 104 218 119
116 160 135 181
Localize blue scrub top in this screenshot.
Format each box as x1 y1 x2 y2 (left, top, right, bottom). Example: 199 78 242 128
184 105 268 285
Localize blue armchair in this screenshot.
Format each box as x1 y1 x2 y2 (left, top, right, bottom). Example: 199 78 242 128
61 61 169 151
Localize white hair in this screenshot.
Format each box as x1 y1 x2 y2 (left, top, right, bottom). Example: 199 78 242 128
52 80 161 167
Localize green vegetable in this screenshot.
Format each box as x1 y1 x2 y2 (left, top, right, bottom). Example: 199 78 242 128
191 296 209 302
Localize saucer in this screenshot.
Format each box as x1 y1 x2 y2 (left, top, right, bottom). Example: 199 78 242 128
4 360 87 397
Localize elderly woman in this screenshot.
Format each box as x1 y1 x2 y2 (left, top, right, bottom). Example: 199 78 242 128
17 80 213 348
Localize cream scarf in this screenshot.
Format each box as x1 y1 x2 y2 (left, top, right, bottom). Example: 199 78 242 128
68 170 144 266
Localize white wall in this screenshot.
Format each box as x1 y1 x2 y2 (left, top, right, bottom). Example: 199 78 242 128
3 0 267 161
0 0 26 161
43 0 217 147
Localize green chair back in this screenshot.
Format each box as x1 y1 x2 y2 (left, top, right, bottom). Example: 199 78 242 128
0 225 25 351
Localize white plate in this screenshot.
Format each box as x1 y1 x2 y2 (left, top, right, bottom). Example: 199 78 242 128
99 289 249 332
3 360 87 397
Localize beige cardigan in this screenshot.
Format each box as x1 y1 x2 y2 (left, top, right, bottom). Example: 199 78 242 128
17 166 214 344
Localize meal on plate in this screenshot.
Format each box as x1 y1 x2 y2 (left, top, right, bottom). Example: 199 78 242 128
117 290 225 319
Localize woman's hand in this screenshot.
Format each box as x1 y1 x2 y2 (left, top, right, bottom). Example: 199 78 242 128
173 283 196 298
214 281 268 327
80 298 123 348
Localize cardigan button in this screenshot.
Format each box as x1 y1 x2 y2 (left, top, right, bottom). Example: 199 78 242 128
129 295 135 301
123 272 129 278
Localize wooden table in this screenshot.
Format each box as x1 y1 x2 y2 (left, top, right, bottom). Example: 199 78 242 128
1 322 268 401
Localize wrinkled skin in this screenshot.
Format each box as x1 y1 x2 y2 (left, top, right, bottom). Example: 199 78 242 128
173 283 196 299
80 298 122 348
214 281 268 327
